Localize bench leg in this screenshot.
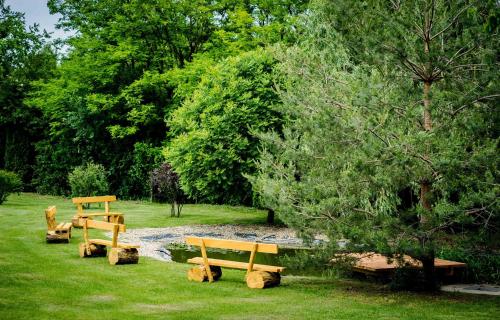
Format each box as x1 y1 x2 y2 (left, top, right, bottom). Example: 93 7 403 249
46 231 70 243
108 248 139 265
188 265 222 282
79 243 107 258
246 271 281 289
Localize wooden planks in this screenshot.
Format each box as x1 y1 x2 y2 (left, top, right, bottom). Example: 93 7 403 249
76 212 123 217
45 206 57 231
84 219 126 232
45 206 72 243
187 257 285 273
346 253 466 273
72 195 117 204
185 236 278 254
88 239 140 248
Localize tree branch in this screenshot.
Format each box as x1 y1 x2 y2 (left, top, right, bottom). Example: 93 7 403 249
430 4 472 40
452 94 500 116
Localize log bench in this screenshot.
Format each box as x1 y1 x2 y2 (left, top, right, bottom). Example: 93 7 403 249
71 195 124 228
185 236 285 289
79 218 140 265
45 206 72 243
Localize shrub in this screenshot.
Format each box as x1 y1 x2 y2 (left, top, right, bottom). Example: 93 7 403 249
439 246 500 284
150 163 185 217
165 49 282 205
68 163 109 197
0 170 22 204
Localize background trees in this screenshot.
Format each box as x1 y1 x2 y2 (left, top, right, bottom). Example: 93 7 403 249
27 0 307 199
251 0 499 287
0 0 56 188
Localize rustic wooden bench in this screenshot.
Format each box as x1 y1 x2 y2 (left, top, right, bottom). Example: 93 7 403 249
79 218 140 265
45 206 72 243
185 236 285 289
71 195 124 227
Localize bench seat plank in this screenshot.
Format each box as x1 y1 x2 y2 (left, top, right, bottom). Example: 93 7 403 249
55 222 72 230
77 212 123 217
88 239 140 249
187 257 285 273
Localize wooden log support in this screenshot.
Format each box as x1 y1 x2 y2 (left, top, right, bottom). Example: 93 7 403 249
188 265 222 282
72 215 81 228
46 231 70 243
72 215 94 228
108 247 139 265
79 242 107 258
246 271 281 289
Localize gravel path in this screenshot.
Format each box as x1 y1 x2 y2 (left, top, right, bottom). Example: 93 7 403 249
108 224 326 262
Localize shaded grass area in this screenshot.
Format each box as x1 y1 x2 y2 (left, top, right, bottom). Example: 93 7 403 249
0 193 498 319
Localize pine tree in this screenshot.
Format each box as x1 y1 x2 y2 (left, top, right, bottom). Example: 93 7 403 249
251 0 499 289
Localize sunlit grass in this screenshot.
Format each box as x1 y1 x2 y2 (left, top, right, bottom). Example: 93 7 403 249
0 193 498 319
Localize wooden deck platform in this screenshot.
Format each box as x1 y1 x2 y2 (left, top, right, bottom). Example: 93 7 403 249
346 252 466 274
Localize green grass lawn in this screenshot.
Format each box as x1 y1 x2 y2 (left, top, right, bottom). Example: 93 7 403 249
0 193 498 320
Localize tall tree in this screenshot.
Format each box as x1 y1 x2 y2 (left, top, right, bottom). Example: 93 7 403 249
0 0 56 187
33 0 307 198
252 0 499 289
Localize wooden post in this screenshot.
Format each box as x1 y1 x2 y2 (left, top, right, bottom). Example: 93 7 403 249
111 224 119 248
200 239 213 282
82 219 91 255
247 243 258 275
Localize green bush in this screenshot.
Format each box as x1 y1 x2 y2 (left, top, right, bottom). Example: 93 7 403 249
0 170 22 204
68 163 109 197
165 49 282 205
439 246 500 284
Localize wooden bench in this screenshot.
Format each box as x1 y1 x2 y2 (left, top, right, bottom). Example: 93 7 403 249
185 236 285 289
45 206 72 243
71 195 124 227
79 218 140 265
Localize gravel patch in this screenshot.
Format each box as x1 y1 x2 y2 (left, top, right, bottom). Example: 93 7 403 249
107 224 326 262
441 284 500 296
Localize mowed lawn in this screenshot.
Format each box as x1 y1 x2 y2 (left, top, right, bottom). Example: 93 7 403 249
0 193 498 320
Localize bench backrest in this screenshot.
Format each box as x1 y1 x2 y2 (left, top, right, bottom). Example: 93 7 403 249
72 195 117 204
72 195 117 215
81 218 125 248
185 236 278 254
45 206 57 231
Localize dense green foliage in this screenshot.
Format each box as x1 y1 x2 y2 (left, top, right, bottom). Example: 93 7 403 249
68 163 109 197
24 0 307 199
252 0 499 287
0 1 56 188
0 169 22 204
165 50 281 205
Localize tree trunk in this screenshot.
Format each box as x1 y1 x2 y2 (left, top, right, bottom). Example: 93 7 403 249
108 248 139 265
187 265 222 282
267 209 275 224
79 243 107 258
246 271 281 289
420 253 438 291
